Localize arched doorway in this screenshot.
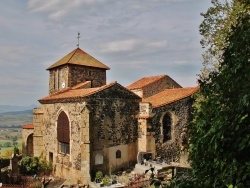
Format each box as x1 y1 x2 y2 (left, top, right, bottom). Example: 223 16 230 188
26 133 33 156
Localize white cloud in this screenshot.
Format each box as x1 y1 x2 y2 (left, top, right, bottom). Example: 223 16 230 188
0 0 212 105
100 39 167 53
27 0 104 21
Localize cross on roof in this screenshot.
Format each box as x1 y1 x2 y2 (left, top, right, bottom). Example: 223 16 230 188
77 32 81 47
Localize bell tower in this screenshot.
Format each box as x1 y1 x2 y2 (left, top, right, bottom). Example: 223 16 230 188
46 48 110 95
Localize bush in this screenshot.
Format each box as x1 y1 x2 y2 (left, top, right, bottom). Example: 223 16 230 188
19 156 39 175
0 158 10 168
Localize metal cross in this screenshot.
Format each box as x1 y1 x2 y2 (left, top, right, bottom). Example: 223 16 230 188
77 32 81 47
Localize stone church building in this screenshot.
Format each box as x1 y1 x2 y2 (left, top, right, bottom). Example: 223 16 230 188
22 47 198 184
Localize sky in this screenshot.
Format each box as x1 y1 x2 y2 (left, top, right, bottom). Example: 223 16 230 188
0 0 212 106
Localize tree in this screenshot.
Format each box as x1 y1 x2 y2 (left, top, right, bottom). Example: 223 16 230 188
199 0 249 79
189 2 250 187
19 153 52 177
3 142 11 148
19 156 39 175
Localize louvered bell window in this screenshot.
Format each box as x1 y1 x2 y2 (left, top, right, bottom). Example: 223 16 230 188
57 111 70 154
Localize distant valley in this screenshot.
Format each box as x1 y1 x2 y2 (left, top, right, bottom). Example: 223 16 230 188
0 105 37 127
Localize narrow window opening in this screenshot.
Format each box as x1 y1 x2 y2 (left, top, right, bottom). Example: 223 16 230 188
163 114 171 142
116 150 121 159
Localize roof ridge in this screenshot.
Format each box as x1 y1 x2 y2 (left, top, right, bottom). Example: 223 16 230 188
127 74 167 89
67 48 78 64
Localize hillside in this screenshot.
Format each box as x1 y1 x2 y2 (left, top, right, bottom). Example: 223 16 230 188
0 109 33 127
0 104 37 113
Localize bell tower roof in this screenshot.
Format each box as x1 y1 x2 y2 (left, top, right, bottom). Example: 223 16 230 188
47 47 110 70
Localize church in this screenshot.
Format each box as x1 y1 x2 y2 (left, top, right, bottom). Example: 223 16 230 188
22 47 198 184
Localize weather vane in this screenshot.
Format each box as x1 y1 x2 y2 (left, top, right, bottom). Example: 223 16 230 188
77 32 81 47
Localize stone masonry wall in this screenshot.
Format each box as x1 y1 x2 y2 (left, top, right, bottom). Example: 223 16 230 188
38 102 90 184
49 66 69 94
149 97 193 163
33 108 45 157
142 76 182 98
69 65 106 88
86 84 141 175
22 128 34 157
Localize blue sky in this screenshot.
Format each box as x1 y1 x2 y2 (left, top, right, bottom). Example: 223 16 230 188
0 0 211 106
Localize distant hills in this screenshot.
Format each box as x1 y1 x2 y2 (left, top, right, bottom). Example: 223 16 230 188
0 104 37 113
0 105 37 127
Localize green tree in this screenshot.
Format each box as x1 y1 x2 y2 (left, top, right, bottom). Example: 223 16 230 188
3 142 11 147
19 153 52 177
199 0 249 79
189 2 250 187
19 156 39 175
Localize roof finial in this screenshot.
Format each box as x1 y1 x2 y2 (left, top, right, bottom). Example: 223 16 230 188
77 32 81 48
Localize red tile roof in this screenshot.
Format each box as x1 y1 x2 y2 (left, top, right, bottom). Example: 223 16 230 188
47 48 110 70
127 75 166 90
142 86 199 108
22 123 34 129
39 82 117 103
71 81 91 89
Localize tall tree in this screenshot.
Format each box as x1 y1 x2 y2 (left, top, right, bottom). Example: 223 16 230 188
189 1 250 187
199 0 248 79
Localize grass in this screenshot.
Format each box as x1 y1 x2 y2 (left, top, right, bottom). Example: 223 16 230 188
0 138 22 158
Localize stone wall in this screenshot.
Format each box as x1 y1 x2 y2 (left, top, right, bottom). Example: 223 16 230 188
33 108 45 157
141 76 182 98
38 102 88 184
49 65 69 94
86 84 141 175
22 129 34 157
149 97 193 163
34 83 140 184
49 65 107 95
69 65 106 88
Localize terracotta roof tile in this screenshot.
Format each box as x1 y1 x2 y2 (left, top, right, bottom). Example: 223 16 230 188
71 81 91 89
39 82 117 102
22 123 34 129
142 86 199 108
47 48 110 70
127 75 166 90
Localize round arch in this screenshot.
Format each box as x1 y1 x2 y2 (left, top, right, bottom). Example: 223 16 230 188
26 133 34 156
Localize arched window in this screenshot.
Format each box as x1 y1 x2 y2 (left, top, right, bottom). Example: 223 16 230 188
163 113 172 142
57 111 70 154
116 150 121 159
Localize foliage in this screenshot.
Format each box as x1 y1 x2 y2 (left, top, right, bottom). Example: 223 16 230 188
14 146 20 155
0 158 10 168
95 171 103 183
38 152 52 173
102 175 110 186
19 156 39 175
199 0 250 79
19 153 52 176
189 2 250 187
2 149 13 158
164 172 195 188
3 142 11 147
